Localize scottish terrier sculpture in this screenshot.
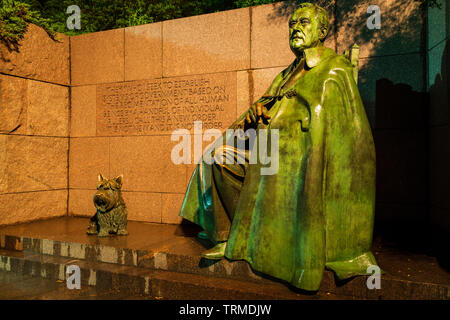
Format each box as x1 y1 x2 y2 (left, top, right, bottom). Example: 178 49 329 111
87 174 128 237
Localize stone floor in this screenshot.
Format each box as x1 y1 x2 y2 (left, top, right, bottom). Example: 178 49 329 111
0 217 448 299
0 270 150 300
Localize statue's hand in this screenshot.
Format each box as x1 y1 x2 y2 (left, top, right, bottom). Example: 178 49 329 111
250 102 271 124
236 102 271 130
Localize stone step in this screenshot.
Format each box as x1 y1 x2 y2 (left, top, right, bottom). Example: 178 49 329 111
0 217 449 299
1 231 280 285
0 225 397 298
0 218 334 288
1 245 449 300
0 248 344 300
0 270 152 300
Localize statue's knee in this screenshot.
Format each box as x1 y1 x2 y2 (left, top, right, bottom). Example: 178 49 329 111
212 146 227 165
213 147 248 179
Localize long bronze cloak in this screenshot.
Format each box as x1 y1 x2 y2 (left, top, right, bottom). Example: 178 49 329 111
180 45 378 291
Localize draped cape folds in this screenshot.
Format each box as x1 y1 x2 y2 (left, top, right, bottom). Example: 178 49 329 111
179 45 378 291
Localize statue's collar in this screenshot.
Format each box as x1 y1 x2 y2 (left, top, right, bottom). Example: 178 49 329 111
283 46 336 80
302 46 336 68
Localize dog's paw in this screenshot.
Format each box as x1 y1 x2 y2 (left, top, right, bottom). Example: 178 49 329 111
97 230 109 237
117 229 128 236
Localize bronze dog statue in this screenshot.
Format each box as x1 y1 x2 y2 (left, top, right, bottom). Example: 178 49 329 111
87 174 128 237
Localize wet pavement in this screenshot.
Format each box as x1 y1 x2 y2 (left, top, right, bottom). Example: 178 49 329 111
0 270 151 300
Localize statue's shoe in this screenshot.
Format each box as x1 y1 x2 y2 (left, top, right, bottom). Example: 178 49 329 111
201 242 226 260
197 231 208 240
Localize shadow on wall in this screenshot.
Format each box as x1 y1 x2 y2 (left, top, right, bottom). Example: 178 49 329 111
268 0 427 126
428 38 449 270
373 79 429 252
268 0 424 59
429 40 449 124
270 1 433 248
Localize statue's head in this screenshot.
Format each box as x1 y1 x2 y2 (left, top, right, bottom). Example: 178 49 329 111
289 3 329 57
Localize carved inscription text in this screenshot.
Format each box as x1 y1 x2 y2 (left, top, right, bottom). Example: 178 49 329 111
96 73 236 135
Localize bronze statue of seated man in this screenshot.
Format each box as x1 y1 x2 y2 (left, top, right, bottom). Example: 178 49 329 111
179 2 379 291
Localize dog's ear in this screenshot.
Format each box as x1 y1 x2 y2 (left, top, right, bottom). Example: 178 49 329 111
114 174 123 188
98 173 105 182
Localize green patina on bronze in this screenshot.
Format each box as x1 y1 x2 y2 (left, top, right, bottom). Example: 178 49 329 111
87 174 129 237
180 3 378 291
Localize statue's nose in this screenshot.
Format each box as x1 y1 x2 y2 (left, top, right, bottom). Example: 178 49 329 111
94 194 106 205
291 29 303 38
292 28 302 35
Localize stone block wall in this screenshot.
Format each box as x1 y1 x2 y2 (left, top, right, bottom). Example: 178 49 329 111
427 0 449 257
71 7 241 223
0 24 70 225
0 1 438 230
67 2 338 224
335 0 429 242
68 0 429 227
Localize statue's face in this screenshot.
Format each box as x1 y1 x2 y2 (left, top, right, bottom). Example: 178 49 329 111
289 7 324 55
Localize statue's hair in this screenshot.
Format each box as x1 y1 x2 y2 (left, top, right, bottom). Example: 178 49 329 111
295 2 330 41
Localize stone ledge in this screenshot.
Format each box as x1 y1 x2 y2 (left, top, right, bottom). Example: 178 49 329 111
0 270 149 300
0 249 328 300
0 217 448 299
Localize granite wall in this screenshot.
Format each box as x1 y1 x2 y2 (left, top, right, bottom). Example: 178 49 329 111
67 1 338 224
427 0 449 261
0 1 439 230
0 24 70 225
338 0 429 245
66 0 430 227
